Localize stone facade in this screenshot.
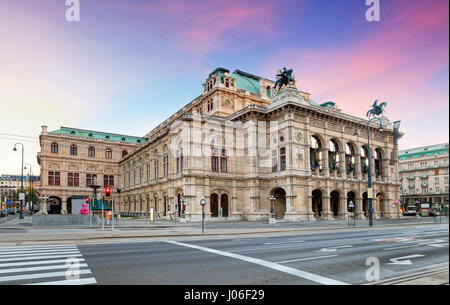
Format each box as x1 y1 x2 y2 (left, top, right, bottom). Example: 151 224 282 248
36 126 146 214
399 143 449 207
118 68 403 222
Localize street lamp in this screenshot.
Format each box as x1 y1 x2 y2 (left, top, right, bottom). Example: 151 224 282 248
180 196 186 218
13 143 24 219
24 163 33 214
269 195 276 224
354 115 385 227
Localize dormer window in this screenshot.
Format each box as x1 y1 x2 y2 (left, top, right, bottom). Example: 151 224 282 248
105 135 110 139
71 131 75 135
121 137 126 141
225 78 229 88
137 139 141 143
89 133 93 137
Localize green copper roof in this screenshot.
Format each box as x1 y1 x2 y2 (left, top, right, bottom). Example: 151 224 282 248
231 70 261 94
50 127 147 144
320 101 336 108
399 143 449 160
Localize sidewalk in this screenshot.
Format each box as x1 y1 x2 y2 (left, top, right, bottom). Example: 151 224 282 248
0 216 448 246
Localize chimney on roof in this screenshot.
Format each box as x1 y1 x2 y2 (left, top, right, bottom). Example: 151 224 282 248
41 125 48 134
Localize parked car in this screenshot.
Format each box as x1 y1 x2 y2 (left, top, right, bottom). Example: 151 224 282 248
403 206 417 216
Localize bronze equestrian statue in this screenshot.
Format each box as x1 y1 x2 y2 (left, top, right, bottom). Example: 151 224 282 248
366 100 387 118
274 67 295 93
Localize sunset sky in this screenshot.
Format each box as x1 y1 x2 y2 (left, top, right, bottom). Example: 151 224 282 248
0 0 448 175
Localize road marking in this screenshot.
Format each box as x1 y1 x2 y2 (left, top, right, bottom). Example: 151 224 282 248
0 251 80 259
165 240 348 285
0 258 85 268
230 244 308 253
0 269 92 283
275 255 338 264
0 263 88 274
27 277 97 285
0 245 76 251
0 248 79 255
319 245 353 252
0 253 83 263
387 254 425 265
263 241 304 245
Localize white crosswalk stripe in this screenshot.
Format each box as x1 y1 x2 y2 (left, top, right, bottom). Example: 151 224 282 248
0 245 96 285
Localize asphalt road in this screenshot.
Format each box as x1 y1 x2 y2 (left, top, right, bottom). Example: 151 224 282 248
0 223 448 285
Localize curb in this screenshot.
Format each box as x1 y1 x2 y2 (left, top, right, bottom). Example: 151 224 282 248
0 221 446 244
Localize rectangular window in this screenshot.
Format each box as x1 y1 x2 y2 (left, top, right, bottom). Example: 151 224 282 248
163 155 169 177
176 149 183 172
133 169 136 185
220 157 227 172
86 174 96 187
74 173 79 187
272 150 277 172
68 173 73 187
48 171 54 186
104 175 114 187
146 164 150 181
154 160 159 178
55 172 60 186
212 156 219 171
435 178 439 185
139 167 143 184
280 147 286 171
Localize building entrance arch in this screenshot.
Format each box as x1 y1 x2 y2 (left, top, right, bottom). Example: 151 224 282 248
270 188 286 220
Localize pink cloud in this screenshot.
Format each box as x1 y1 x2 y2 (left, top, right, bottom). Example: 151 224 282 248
264 0 448 120
99 0 276 55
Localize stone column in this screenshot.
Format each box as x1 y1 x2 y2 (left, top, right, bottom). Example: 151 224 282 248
321 195 333 220
323 148 329 178
355 153 362 180
340 150 347 179
61 199 67 215
337 196 348 220
355 196 366 220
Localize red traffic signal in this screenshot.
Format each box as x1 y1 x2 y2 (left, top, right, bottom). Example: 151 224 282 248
85 198 90 203
105 187 111 196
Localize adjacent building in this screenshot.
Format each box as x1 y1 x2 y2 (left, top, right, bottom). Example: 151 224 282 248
36 126 146 214
399 143 449 208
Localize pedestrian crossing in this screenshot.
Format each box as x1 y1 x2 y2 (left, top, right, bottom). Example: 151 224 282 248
0 244 96 285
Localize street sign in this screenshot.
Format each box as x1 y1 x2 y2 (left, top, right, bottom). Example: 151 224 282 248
200 199 206 206
348 203 355 208
6 200 11 206
19 193 25 200
369 208 374 213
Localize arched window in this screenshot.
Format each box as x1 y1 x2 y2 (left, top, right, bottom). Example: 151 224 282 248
51 142 58 154
122 150 128 157
375 148 383 177
70 144 77 156
310 136 322 171
88 146 95 158
106 148 112 159
345 143 355 174
328 139 339 173
361 146 369 174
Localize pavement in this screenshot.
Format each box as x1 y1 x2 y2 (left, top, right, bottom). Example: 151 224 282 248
0 214 448 246
0 223 447 285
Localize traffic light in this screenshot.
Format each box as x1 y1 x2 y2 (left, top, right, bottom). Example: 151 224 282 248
85 198 90 204
105 187 111 197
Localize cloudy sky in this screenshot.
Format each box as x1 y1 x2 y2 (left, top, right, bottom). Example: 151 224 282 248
0 0 448 175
